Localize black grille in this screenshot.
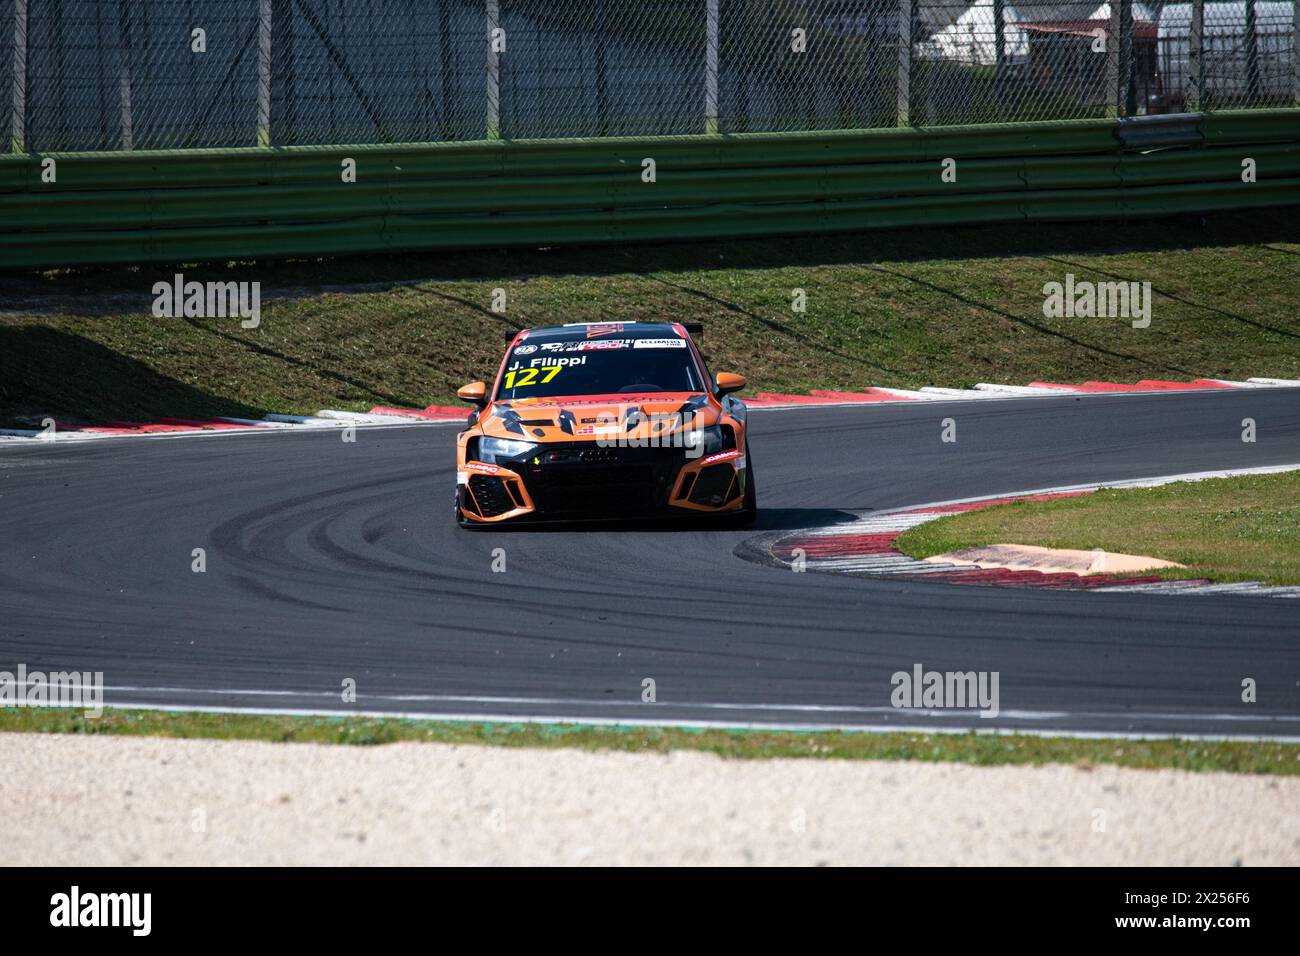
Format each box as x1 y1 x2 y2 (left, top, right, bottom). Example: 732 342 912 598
467 475 516 518
520 444 685 515
534 446 623 464
544 464 654 487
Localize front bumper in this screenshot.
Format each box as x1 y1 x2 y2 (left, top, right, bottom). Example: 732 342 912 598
458 445 748 523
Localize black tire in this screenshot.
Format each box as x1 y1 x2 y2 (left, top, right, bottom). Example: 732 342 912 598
729 441 757 527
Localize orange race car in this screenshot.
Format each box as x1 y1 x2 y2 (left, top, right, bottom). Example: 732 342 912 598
454 321 755 527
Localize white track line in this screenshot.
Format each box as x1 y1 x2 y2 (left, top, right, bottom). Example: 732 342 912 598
97 702 1300 743
877 462 1300 513
89 683 1300 725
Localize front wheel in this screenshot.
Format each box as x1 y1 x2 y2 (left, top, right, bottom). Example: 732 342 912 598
729 442 757 527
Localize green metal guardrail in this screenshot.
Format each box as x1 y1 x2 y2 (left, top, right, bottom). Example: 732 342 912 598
1 111 1296 270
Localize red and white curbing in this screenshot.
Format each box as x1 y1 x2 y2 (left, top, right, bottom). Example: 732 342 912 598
752 464 1300 599
1 376 1298 444
743 376 1300 408
0 404 469 443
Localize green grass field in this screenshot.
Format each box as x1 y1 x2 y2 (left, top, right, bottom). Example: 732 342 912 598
896 471 1300 586
2 210 1298 427
2 707 1297 774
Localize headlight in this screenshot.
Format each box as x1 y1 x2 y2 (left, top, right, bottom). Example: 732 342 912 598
687 425 726 457
477 436 537 464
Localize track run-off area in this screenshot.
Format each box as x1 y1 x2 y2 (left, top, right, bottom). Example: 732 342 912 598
1 387 1298 739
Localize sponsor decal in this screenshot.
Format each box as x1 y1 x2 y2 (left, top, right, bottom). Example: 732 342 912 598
633 338 687 349
502 365 564 389
465 461 502 474
585 323 624 338
577 424 622 436
537 339 632 352
702 450 742 465
513 344 538 355
527 396 680 406
528 356 585 367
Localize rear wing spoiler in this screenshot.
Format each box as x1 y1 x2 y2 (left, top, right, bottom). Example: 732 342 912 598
503 322 702 343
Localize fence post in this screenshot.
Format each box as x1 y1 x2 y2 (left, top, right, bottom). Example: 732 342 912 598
595 0 608 135
257 0 272 146
705 0 719 134
1188 0 1202 111
1245 0 1260 103
486 0 500 140
1107 1 1119 116
1289 0 1300 105
117 0 134 148
896 0 913 126
1119 0 1134 115
1294 0 1299 106
993 0 1005 118
10 0 26 153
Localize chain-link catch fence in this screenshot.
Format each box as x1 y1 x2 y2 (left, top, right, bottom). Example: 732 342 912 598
6 0 1298 152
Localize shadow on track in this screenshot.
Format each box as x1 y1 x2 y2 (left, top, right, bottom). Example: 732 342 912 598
457 507 862 535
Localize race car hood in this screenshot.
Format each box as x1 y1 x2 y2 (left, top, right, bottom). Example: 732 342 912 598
480 392 720 443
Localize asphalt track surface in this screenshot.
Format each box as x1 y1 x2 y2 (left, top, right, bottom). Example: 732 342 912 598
2 388 1299 738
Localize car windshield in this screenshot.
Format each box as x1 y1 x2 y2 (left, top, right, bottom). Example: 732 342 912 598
495 336 705 400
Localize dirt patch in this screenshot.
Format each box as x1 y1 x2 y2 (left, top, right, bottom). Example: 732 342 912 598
3 733 1295 865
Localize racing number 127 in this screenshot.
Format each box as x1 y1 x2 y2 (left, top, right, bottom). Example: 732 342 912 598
503 366 562 389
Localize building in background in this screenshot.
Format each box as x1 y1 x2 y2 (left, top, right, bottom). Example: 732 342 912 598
1158 2 1295 106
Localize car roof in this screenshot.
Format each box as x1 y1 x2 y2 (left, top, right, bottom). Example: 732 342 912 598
516 322 685 344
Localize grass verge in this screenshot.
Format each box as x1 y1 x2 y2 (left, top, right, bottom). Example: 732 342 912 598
895 471 1300 585
1 706 1296 774
2 210 1299 426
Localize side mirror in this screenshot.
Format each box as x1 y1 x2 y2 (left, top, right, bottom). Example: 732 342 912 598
457 381 488 406
715 372 746 396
